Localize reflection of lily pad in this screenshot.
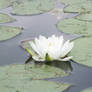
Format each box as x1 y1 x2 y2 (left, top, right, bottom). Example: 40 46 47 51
0 63 70 80
81 88 92 92
56 18 92 36
70 37 92 67
0 79 71 92
12 0 56 15
59 0 86 5
76 13 92 22
0 0 12 10
0 13 15 23
64 2 92 13
0 26 22 41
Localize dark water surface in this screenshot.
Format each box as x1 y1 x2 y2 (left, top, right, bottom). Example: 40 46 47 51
0 3 92 92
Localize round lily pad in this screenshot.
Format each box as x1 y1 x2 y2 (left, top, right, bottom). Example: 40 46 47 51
64 1 92 13
76 13 92 22
11 0 56 15
56 18 92 36
0 79 71 92
0 63 70 80
59 0 86 5
0 0 12 10
81 88 92 92
69 37 92 67
0 13 15 23
0 26 22 41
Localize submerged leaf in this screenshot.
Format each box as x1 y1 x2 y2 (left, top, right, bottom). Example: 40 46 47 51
64 1 92 13
81 88 92 92
56 18 92 36
0 26 22 41
69 37 92 67
11 0 56 15
0 13 15 23
76 13 92 22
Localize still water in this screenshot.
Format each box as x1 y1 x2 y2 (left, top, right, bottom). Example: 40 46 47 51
0 3 92 92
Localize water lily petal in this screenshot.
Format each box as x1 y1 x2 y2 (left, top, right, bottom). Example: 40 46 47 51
60 56 73 61
60 40 74 57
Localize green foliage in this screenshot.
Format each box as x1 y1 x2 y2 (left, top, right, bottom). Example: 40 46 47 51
59 0 86 5
70 37 92 67
0 26 22 41
57 18 92 36
76 13 92 22
11 0 56 15
0 63 71 79
64 1 92 13
0 79 70 92
0 13 15 23
0 0 12 10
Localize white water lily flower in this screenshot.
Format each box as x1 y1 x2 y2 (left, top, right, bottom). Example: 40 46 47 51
28 35 74 62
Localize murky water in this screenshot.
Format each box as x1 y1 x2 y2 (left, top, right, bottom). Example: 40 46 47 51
0 3 92 92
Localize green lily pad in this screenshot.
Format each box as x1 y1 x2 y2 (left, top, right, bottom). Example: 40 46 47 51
11 0 56 15
0 79 71 92
0 13 15 23
59 0 86 5
81 88 92 92
69 37 92 67
76 13 92 22
64 1 92 13
0 0 12 10
0 63 70 79
0 26 22 41
56 18 92 36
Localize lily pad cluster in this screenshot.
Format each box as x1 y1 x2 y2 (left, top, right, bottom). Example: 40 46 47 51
0 64 71 92
11 0 56 15
56 0 92 68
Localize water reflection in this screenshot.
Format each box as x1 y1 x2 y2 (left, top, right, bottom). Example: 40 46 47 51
25 57 73 73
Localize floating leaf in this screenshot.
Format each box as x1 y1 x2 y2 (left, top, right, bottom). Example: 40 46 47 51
69 37 92 67
0 26 22 41
11 0 56 15
0 13 15 23
76 13 92 22
56 18 92 36
0 0 12 10
0 63 70 80
0 78 71 92
64 1 92 13
59 0 86 5
81 88 92 92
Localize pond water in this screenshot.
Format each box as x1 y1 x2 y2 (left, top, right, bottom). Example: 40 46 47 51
0 3 92 92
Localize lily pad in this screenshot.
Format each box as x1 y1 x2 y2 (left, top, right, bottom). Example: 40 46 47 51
76 13 92 22
64 1 92 13
59 0 86 5
0 26 22 41
11 0 56 15
0 0 12 10
0 13 15 23
69 37 92 67
81 88 92 92
0 79 71 92
0 63 70 80
56 18 92 36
